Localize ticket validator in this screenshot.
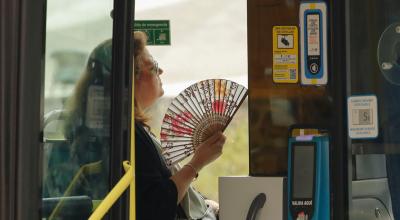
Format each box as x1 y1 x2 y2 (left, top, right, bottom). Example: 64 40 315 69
287 135 330 220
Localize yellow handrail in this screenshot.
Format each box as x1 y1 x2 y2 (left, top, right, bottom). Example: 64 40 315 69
129 56 136 219
88 161 133 220
48 160 103 220
130 85 136 220
89 48 136 219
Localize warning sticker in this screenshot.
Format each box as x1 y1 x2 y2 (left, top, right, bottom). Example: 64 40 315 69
273 26 299 83
347 95 379 139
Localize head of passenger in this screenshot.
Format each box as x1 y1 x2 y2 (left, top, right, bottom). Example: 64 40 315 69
133 31 164 124
64 31 162 130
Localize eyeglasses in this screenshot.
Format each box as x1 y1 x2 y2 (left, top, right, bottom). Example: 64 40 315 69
149 56 160 75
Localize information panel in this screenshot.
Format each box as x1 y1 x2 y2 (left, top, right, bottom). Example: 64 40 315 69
272 26 299 83
299 2 328 85
347 95 379 139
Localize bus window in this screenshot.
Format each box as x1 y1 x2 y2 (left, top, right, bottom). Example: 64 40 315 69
135 0 248 201
42 0 113 219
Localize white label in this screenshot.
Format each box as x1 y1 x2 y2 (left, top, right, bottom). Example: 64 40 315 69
307 14 320 56
273 54 297 64
348 95 379 139
292 200 313 206
85 86 110 129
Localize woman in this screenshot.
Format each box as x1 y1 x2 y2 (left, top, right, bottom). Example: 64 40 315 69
43 39 113 201
46 31 224 219
134 31 226 220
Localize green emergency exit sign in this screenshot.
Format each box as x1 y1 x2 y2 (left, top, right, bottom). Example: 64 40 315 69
134 20 170 46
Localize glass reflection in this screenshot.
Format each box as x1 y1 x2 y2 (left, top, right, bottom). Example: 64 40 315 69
42 0 113 219
348 0 400 219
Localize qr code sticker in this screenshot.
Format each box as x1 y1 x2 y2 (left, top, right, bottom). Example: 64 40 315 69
289 68 296 80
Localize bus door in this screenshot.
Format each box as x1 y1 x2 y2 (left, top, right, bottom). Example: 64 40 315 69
41 0 134 219
1 0 134 218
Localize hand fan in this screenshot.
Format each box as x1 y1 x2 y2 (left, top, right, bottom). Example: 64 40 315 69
160 79 248 166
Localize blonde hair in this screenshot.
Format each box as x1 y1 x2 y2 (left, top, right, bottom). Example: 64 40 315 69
133 31 151 125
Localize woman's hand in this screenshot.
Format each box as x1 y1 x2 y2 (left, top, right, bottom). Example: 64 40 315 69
171 131 226 204
189 131 226 172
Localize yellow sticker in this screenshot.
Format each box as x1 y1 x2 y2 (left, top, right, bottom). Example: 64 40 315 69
272 26 299 84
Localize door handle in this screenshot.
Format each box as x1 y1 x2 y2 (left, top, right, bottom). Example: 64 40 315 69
246 193 267 220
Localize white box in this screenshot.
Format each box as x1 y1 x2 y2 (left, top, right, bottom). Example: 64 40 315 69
219 176 286 220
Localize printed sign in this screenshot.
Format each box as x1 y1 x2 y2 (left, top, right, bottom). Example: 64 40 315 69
85 86 110 129
134 20 170 45
300 2 328 85
347 95 379 139
273 26 299 83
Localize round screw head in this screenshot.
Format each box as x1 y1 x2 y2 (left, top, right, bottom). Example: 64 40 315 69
382 62 393 70
396 26 400 33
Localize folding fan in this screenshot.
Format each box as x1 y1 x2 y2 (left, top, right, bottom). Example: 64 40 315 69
160 79 248 166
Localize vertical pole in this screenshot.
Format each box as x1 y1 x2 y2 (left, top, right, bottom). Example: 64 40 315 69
330 0 350 218
130 59 136 220
110 0 134 218
130 2 136 218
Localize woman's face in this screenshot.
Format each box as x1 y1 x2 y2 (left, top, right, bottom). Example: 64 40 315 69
135 50 164 109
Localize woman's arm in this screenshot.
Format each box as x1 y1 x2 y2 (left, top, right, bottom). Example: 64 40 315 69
170 131 226 203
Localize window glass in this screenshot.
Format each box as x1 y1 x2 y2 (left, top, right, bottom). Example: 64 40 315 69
42 0 113 219
347 0 400 219
247 0 333 176
135 0 248 201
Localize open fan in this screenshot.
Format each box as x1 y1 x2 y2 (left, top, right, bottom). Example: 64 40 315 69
160 79 248 166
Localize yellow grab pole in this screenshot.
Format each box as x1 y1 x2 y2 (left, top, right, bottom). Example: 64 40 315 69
49 161 103 220
130 62 136 220
89 45 136 220
88 164 133 220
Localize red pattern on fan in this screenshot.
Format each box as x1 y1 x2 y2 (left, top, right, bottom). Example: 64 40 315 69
161 112 194 140
160 79 248 166
212 100 226 114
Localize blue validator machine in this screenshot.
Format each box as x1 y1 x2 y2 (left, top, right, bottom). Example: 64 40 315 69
287 134 330 220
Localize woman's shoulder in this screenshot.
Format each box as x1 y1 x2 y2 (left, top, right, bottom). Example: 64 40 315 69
134 121 154 146
134 121 146 134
